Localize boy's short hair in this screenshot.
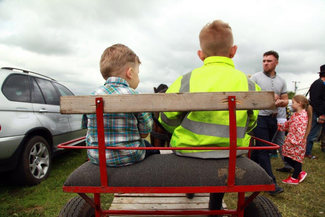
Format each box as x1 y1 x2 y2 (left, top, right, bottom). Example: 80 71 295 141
199 20 233 57
100 44 141 79
263 50 279 60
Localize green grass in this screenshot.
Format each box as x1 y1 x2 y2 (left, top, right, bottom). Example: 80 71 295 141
225 143 325 217
0 143 324 216
0 149 113 217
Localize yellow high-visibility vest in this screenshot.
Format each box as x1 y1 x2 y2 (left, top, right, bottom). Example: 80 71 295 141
159 56 261 158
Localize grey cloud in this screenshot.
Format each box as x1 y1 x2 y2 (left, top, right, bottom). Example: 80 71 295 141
0 0 325 95
1 29 75 55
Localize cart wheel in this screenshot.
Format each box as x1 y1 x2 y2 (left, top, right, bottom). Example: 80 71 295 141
59 196 95 217
244 196 282 217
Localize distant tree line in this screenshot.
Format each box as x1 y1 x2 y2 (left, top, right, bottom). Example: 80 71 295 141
288 91 295 99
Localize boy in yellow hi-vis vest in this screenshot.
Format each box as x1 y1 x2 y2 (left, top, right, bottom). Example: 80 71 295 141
159 20 261 214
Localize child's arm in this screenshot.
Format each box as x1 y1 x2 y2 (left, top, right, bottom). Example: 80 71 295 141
136 112 153 137
277 120 289 132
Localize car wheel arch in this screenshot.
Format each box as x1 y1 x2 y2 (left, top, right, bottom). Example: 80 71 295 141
23 127 54 152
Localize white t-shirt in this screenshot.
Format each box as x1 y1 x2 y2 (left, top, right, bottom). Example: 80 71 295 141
250 71 287 116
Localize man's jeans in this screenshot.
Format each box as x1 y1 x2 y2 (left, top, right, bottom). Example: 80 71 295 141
251 116 277 184
272 130 293 169
306 111 322 155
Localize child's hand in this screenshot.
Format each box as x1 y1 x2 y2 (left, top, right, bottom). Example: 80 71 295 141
317 115 325 124
140 133 149 138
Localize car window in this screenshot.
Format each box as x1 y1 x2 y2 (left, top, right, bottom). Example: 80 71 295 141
35 78 60 105
2 74 31 102
53 83 74 96
31 77 45 104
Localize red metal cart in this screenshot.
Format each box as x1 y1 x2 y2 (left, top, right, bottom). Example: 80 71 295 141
58 92 282 217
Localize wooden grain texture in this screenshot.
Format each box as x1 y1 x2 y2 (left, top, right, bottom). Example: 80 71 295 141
108 193 227 217
60 91 275 114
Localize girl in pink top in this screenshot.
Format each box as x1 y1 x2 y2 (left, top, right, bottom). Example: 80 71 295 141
278 95 312 185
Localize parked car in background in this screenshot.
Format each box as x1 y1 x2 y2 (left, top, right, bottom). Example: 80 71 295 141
0 67 86 185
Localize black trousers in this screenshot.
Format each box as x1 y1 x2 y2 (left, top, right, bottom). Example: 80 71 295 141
250 115 277 183
208 193 225 217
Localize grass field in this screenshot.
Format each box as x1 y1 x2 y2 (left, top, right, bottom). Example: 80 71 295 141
0 143 324 217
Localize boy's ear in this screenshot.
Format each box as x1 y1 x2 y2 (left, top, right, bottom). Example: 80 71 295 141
125 67 133 79
197 50 205 61
229 45 237 58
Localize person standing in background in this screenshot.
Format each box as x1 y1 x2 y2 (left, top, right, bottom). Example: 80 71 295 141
250 50 288 195
305 64 325 159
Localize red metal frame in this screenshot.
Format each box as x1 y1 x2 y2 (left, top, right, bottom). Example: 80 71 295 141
58 96 279 217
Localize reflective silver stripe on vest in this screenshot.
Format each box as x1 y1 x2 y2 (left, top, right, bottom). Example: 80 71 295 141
246 76 257 131
173 149 249 159
181 113 248 138
178 75 257 139
160 72 191 127
160 112 183 126
247 76 255 91
179 72 191 92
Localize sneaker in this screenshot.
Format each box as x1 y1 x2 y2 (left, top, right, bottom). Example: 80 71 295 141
298 171 307 183
268 184 284 195
282 176 299 185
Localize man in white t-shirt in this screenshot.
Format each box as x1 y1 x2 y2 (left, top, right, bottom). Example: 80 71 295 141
250 50 288 195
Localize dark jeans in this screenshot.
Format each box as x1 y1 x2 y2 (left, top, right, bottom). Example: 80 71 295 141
250 115 277 183
306 111 323 155
144 140 160 158
272 130 293 169
284 157 302 179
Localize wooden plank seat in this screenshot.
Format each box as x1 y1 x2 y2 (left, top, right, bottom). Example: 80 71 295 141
64 154 272 188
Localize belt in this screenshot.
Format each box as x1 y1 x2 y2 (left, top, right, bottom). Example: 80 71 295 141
259 113 278 118
270 113 278 118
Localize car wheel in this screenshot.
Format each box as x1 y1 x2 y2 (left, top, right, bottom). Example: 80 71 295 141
59 196 95 217
11 136 52 185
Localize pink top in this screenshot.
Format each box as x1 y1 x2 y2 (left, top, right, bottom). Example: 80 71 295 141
278 110 308 163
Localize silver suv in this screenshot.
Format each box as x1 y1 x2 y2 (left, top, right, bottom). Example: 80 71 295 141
0 67 86 185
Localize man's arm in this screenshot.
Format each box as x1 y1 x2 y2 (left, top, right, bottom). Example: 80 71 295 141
276 93 289 107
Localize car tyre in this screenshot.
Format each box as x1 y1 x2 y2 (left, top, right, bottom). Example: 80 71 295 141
59 196 95 217
10 136 52 185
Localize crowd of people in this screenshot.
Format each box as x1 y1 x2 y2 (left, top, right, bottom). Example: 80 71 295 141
82 19 325 216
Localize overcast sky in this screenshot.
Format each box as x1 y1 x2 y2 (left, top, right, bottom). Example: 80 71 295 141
0 0 324 95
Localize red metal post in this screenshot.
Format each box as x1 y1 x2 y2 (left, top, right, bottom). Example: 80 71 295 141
237 192 245 217
95 97 108 187
228 96 237 188
94 193 101 217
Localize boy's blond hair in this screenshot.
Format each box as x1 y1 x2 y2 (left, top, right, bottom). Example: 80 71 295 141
199 20 233 57
100 44 141 80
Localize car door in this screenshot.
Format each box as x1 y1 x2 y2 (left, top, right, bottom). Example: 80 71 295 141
52 82 86 140
0 74 39 160
31 77 71 150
